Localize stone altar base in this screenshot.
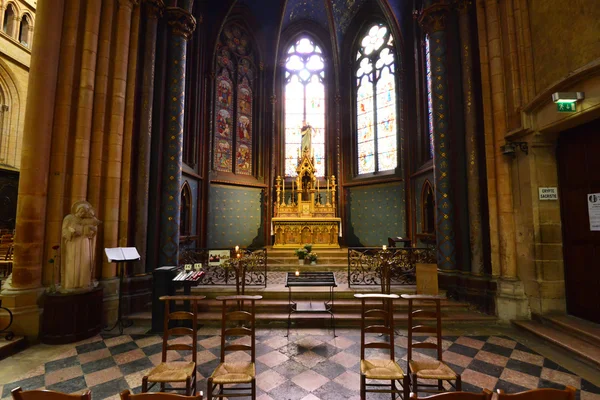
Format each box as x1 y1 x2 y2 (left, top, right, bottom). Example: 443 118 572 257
272 217 341 249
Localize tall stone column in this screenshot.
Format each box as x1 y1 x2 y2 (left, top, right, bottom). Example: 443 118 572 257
1 0 65 338
476 0 528 319
457 0 484 275
101 0 136 279
134 0 163 273
419 1 457 271
158 4 196 267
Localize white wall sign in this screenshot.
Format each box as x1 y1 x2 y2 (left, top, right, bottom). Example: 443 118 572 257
539 187 558 200
588 193 600 231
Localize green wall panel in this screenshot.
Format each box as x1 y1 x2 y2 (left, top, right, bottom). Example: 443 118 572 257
346 182 406 246
207 185 264 248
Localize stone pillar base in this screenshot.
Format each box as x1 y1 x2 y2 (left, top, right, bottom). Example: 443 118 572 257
523 279 566 315
496 278 530 321
438 271 498 315
98 277 119 326
0 285 46 341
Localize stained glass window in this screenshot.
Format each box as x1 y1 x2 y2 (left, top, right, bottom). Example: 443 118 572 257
425 34 434 160
213 23 256 175
284 37 325 177
355 24 397 175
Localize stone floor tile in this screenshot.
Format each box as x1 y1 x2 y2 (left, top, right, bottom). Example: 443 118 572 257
499 369 539 389
328 351 359 368
292 370 330 392
257 350 289 368
255 369 286 392
84 365 122 388
540 368 581 389
332 371 361 392
295 350 326 368
461 369 498 390
44 365 83 387
114 349 146 365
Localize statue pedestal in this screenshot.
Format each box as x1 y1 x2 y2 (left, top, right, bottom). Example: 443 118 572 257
41 287 103 344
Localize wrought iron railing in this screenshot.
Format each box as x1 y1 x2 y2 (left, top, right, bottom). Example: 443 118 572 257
179 247 267 287
347 247 436 287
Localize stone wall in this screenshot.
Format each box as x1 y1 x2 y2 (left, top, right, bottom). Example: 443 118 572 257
529 0 600 94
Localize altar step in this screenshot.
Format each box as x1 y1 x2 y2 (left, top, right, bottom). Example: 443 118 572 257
127 295 495 327
266 247 349 270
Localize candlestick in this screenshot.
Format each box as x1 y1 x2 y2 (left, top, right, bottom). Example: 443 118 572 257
292 180 294 203
382 245 387 251
282 178 285 205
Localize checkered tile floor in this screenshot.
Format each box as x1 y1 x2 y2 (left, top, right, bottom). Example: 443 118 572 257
1 328 599 400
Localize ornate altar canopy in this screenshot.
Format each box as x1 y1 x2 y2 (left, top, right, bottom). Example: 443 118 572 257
273 148 341 248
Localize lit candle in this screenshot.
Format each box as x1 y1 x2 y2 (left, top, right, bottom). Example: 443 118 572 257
382 245 387 251
235 245 239 252
237 253 241 259
295 270 300 276
282 179 285 204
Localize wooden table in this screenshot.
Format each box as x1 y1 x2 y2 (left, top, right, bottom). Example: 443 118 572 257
285 271 337 337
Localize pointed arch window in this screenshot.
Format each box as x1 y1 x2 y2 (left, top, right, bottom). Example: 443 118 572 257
284 37 326 177
213 22 256 176
355 24 398 175
180 182 192 236
19 14 31 47
424 34 434 160
421 179 435 234
3 4 15 36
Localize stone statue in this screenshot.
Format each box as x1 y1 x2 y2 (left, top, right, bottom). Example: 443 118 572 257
60 201 100 291
301 121 313 153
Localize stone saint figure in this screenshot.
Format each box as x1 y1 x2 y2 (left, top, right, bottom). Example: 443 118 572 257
300 121 313 154
61 201 100 291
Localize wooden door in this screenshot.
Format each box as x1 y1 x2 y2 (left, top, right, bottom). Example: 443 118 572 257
557 118 600 323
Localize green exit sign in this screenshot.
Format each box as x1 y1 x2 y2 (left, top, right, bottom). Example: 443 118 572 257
557 103 576 112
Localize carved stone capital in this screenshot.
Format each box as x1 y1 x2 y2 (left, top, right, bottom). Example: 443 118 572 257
334 93 342 104
144 0 165 19
118 0 139 9
417 1 451 33
270 95 277 105
454 0 472 14
165 7 196 40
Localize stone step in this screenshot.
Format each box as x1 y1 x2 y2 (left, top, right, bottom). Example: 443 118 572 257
512 319 600 369
128 310 494 326
533 314 600 347
0 336 27 361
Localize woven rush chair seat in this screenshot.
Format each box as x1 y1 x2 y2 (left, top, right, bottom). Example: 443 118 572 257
408 360 457 380
147 361 196 382
210 361 255 384
361 359 405 380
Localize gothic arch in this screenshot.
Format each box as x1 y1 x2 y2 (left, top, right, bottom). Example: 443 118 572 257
420 179 435 235
0 57 22 168
180 181 192 236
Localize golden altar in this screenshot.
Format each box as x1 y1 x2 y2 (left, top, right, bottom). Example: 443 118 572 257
273 149 340 248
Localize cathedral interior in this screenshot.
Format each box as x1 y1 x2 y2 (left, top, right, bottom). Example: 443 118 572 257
0 0 599 398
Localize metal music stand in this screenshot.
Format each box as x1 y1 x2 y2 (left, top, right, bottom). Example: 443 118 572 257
104 247 141 335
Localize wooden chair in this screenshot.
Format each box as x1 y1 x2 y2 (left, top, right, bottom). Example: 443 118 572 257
496 386 576 400
120 389 203 400
409 390 492 399
401 294 461 395
0 243 14 278
12 387 91 400
207 295 262 400
355 293 408 400
142 295 206 395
